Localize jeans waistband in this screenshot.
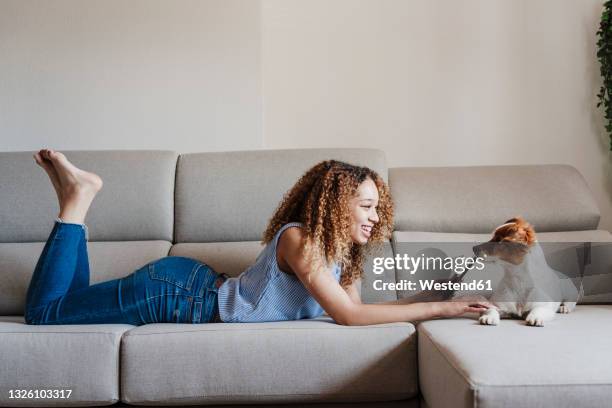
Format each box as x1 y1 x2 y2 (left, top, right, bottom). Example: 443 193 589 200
211 273 229 323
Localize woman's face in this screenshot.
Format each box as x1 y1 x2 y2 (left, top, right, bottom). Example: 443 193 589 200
349 177 380 245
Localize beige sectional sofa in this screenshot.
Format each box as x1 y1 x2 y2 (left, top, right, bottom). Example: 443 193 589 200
0 148 610 407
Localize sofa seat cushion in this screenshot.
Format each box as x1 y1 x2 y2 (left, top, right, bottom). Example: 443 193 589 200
120 316 417 405
0 316 133 406
418 305 612 408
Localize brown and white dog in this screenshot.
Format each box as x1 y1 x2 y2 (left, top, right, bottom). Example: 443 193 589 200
472 217 580 327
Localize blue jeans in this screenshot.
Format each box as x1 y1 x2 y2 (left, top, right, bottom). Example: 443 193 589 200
25 220 224 325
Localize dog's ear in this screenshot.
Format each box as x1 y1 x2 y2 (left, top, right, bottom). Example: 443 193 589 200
494 216 521 235
503 216 521 224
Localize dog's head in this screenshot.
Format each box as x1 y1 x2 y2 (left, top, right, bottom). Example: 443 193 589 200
473 217 536 265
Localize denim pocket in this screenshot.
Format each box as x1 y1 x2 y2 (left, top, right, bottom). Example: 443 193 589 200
147 257 200 291
145 293 194 324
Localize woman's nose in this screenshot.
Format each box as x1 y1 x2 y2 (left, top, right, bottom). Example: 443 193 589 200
370 211 379 223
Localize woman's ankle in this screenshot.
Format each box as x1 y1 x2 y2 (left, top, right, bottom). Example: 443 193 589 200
57 204 87 225
55 217 85 226
55 217 89 240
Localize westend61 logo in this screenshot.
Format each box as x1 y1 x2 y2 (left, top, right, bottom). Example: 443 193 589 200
371 254 490 292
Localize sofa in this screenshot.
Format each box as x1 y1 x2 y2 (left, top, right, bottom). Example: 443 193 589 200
0 148 610 408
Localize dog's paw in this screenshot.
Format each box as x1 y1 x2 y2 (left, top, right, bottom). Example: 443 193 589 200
525 313 545 327
558 302 576 314
479 314 499 325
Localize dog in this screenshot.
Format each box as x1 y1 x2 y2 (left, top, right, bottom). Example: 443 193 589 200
472 217 580 327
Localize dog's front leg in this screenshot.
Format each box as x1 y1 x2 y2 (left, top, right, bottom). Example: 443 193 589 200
525 306 556 327
479 308 500 326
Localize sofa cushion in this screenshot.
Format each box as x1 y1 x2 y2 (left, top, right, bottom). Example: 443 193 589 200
360 242 398 303
417 305 612 408
169 242 264 277
389 165 601 233
0 241 172 315
174 148 387 243
170 240 398 304
0 316 133 406
120 316 417 405
393 230 612 244
392 230 612 304
0 150 177 242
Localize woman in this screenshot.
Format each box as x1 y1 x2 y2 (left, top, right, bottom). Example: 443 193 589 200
25 149 493 326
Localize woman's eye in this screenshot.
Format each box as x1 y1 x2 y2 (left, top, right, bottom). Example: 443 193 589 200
361 205 371 209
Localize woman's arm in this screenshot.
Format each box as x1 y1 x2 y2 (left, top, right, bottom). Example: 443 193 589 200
376 286 453 305
278 228 493 326
344 278 362 304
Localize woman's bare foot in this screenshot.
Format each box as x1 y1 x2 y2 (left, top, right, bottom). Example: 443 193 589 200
35 149 103 224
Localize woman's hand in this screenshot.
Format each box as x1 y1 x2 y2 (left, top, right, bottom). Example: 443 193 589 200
434 298 498 318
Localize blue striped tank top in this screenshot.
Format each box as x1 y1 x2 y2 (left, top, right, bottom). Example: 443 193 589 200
217 222 342 323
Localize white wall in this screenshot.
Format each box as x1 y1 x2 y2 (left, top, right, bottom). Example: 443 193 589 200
1 0 610 231
0 0 262 152
262 0 612 231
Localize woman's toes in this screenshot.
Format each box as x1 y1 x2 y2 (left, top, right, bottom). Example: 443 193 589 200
34 151 64 200
35 150 51 164
47 149 66 163
34 152 53 172
47 150 73 170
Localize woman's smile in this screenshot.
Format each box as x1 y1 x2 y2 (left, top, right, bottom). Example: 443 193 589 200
360 224 373 238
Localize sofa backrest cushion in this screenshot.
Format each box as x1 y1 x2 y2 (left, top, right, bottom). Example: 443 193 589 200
0 241 171 315
393 230 612 304
389 164 600 233
174 148 387 243
0 151 177 242
169 242 264 278
169 240 398 304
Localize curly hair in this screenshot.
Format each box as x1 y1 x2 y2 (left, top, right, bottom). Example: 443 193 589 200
262 160 394 288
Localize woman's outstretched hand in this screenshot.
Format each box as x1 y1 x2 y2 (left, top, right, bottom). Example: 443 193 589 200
434 297 498 318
